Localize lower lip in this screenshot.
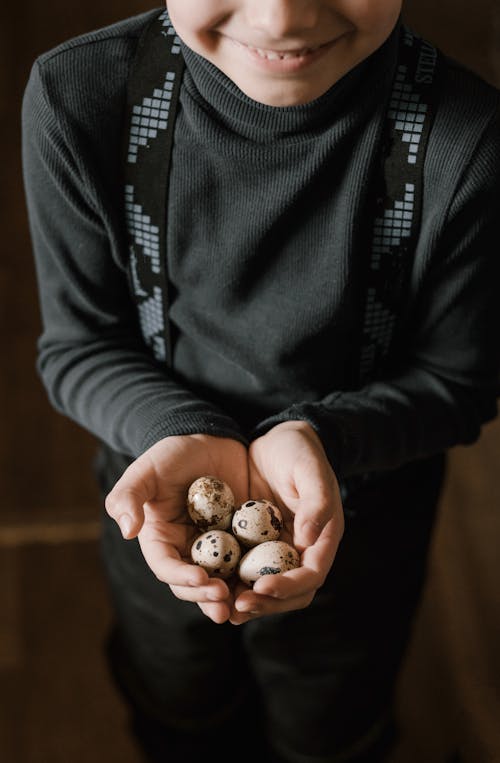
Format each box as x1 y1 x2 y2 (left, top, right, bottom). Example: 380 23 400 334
233 39 336 74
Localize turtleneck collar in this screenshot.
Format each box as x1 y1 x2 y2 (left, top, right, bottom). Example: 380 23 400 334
179 17 402 141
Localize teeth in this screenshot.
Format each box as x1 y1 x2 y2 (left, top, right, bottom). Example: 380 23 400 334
232 38 323 61
250 45 317 60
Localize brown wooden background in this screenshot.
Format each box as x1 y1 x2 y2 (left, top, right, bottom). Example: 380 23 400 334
1 2 499 762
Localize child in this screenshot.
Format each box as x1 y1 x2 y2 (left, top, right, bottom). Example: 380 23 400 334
22 1 500 761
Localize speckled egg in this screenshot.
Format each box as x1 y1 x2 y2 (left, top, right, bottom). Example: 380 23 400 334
187 476 235 531
232 499 283 547
238 540 300 586
191 530 241 579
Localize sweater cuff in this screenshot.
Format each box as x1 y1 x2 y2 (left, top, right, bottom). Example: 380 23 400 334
124 393 248 456
140 412 249 454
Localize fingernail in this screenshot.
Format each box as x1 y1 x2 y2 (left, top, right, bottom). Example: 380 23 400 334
118 514 133 538
235 603 259 614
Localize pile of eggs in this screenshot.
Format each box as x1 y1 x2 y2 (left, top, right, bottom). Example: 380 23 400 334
187 475 300 586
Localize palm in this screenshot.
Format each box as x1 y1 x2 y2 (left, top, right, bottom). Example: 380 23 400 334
131 434 248 571
248 442 300 545
139 503 200 563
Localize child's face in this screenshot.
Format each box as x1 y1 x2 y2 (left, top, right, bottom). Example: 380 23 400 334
166 0 403 106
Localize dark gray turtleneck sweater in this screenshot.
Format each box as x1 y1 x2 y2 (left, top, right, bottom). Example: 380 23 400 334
21 8 500 482
168 30 397 429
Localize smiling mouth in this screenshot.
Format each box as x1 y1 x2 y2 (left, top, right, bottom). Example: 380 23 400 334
232 39 327 61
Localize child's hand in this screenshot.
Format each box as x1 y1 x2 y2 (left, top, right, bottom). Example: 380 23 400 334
104 434 248 624
230 421 344 625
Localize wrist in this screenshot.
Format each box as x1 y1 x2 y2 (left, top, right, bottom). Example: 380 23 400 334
267 419 319 440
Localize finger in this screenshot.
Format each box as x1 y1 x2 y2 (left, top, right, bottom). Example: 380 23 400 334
252 564 320 599
105 457 156 539
198 601 232 624
252 519 341 598
105 487 145 539
230 587 264 624
293 478 342 549
286 440 344 545
300 516 343 576
139 538 210 587
170 580 232 603
229 610 262 625
234 589 315 618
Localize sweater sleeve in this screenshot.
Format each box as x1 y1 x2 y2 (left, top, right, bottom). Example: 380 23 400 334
252 104 500 479
21 60 247 458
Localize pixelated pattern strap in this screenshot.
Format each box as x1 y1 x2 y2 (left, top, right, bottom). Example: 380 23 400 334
123 8 184 365
358 27 439 386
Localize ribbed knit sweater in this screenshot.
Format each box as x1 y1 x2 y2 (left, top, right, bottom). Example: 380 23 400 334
21 8 500 484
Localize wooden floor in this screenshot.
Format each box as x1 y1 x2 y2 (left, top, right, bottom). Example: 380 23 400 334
2 1 500 761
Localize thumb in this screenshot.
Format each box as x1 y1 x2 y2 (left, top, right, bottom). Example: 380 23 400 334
294 498 335 549
105 460 151 539
294 441 344 548
292 468 342 550
105 489 145 539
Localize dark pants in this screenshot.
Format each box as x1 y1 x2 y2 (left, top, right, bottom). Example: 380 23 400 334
95 446 445 763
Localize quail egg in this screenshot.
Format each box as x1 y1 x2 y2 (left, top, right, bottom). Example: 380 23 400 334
238 540 300 586
191 530 241 579
232 499 283 547
187 475 235 531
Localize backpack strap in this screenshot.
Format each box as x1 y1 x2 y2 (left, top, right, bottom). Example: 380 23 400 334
357 27 439 386
123 8 184 365
123 14 439 387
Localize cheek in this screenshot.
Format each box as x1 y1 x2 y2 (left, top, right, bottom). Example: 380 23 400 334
167 0 232 56
335 0 402 34
167 0 232 35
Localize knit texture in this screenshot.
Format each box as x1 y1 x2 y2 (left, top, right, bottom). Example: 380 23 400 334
22 8 500 479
